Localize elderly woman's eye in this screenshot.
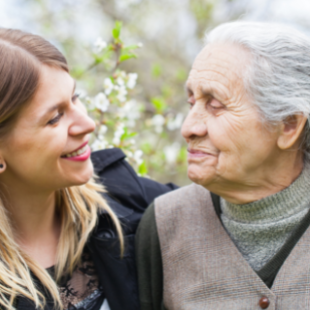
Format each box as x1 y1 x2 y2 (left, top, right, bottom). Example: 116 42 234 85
187 95 195 108
187 101 194 109
210 104 222 109
47 112 64 125
209 99 224 110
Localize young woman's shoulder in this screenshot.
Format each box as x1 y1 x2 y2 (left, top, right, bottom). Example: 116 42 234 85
91 148 178 217
89 148 177 310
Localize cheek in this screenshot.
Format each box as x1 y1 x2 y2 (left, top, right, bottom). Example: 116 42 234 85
209 113 262 152
7 130 65 170
207 116 237 151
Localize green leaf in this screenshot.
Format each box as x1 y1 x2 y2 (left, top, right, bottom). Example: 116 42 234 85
112 29 120 39
175 68 187 82
161 85 172 98
138 161 148 175
126 132 137 139
112 21 122 39
151 97 167 113
119 53 137 62
123 44 139 51
70 66 85 79
152 64 162 78
141 142 152 154
120 128 137 141
177 146 187 163
105 119 114 126
120 127 128 142
93 50 113 64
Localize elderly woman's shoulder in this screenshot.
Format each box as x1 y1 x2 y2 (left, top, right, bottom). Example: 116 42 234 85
155 182 210 206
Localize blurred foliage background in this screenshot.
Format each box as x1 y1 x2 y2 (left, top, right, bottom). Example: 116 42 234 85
1 0 309 185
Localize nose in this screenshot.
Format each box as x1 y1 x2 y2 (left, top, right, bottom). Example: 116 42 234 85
68 102 96 136
181 108 208 142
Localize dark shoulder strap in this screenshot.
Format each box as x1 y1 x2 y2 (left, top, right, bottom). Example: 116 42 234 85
136 203 164 310
257 205 310 288
210 192 222 220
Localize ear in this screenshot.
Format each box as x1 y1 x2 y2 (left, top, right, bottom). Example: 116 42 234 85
277 114 308 150
0 158 6 173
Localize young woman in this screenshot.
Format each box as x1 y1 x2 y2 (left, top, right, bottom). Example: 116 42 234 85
0 29 176 310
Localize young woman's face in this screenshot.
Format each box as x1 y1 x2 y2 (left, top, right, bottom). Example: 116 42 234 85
0 65 96 193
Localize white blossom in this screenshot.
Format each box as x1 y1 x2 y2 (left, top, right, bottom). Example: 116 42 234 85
152 114 165 133
133 149 143 166
113 136 121 145
95 92 110 112
93 37 107 54
127 73 138 89
117 86 127 102
113 124 125 145
167 113 184 131
86 97 96 111
118 100 140 127
137 42 143 48
91 139 108 151
103 78 114 95
164 142 180 164
116 76 125 86
152 114 165 126
75 88 87 99
98 125 108 135
119 71 126 78
127 151 133 158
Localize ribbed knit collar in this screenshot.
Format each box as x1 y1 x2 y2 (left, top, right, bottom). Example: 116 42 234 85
221 165 310 224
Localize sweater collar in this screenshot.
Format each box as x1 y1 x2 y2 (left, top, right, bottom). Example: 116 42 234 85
221 164 310 223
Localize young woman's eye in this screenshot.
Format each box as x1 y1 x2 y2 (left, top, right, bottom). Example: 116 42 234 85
47 112 64 125
72 93 80 102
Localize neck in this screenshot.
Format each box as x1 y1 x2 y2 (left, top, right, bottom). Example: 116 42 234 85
1 184 60 268
207 152 304 204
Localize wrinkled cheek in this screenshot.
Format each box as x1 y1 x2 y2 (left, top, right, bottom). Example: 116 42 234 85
215 152 238 179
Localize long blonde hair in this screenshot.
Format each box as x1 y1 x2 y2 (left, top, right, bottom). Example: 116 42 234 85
0 29 123 309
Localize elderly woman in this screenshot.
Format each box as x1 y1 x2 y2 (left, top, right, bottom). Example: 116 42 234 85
136 22 310 310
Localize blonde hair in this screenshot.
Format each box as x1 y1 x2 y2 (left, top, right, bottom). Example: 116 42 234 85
0 29 124 309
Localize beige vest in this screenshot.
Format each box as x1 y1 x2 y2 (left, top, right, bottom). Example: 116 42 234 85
155 183 310 310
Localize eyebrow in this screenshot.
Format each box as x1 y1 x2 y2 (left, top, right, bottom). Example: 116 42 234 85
201 86 214 97
43 80 76 117
184 83 214 98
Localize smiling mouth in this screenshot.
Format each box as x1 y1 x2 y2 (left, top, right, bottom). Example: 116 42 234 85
61 144 89 158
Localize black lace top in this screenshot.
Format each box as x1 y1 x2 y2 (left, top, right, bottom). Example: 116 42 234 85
47 247 105 310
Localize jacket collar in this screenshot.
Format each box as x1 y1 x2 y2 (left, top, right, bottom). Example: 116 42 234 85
91 148 126 173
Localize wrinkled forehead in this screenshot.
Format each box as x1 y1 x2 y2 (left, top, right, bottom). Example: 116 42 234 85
186 43 250 95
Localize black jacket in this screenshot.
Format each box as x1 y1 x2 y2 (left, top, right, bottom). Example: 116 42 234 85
16 148 177 310
88 148 177 310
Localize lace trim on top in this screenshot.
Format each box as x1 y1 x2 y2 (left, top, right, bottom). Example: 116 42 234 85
47 247 104 310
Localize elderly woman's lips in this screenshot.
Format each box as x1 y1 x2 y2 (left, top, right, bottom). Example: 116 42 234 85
187 149 215 158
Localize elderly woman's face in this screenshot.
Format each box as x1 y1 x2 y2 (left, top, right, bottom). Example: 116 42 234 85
182 44 282 192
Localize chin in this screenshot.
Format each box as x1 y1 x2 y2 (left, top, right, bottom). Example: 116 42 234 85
187 165 216 187
68 163 94 186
